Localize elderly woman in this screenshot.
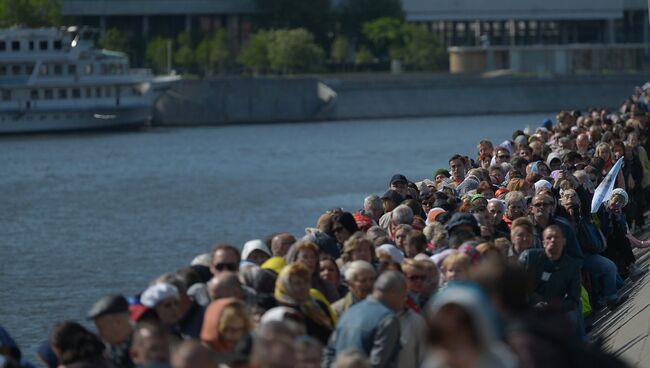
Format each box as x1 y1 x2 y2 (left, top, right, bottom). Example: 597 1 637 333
339 232 377 271
275 263 334 344
507 217 534 260
201 298 252 353
502 191 527 229
601 189 648 281
285 240 339 302
319 253 348 298
331 260 377 316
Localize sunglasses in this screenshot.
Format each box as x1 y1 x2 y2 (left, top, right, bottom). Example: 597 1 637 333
532 202 553 208
214 263 238 271
498 155 510 159
332 227 345 233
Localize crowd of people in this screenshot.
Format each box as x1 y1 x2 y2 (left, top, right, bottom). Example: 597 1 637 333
3 85 650 368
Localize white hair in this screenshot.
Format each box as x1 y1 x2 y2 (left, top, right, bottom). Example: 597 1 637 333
391 205 413 225
344 260 376 282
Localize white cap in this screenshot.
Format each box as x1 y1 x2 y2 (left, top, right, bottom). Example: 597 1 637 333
377 243 404 264
534 179 553 191
140 283 179 307
242 239 271 260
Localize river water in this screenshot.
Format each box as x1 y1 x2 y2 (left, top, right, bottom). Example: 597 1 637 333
0 113 549 359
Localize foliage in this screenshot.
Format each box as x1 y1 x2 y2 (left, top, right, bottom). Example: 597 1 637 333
173 32 194 70
267 29 325 74
362 17 406 60
0 0 62 27
237 31 272 75
330 35 350 63
99 28 129 53
401 25 448 71
195 29 230 76
238 29 324 74
146 36 171 74
335 0 404 41
253 0 331 46
354 46 374 65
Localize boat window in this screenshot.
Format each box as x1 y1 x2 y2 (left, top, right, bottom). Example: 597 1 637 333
0 65 6 76
58 89 67 99
39 40 48 50
1 90 10 101
12 41 20 51
44 89 53 99
84 64 93 74
31 90 39 100
11 65 21 75
26 65 34 75
85 87 92 98
68 64 76 75
54 40 62 50
39 64 48 76
0 41 5 51
72 88 80 98
95 87 102 97
53 64 63 75
29 41 34 50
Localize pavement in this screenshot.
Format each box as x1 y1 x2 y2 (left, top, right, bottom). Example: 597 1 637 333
590 228 650 368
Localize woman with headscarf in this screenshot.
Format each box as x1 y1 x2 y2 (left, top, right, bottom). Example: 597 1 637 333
275 263 334 344
200 298 252 353
285 240 340 302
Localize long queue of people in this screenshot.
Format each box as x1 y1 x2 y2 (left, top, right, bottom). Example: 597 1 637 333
3 86 650 368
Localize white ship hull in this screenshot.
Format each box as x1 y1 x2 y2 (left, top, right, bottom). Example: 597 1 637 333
0 106 151 133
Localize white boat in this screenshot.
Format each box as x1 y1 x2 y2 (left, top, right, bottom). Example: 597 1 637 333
0 26 180 133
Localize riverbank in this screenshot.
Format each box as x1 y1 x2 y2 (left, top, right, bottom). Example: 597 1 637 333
153 73 650 126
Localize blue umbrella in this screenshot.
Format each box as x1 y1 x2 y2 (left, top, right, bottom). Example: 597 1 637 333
591 157 624 213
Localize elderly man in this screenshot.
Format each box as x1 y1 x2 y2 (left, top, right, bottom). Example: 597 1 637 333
206 271 243 301
270 233 295 257
576 133 593 158
154 273 205 339
140 283 181 332
448 154 466 185
519 225 581 314
87 294 134 368
332 260 376 316
503 191 527 229
529 191 583 262
325 271 406 368
364 195 384 223
379 204 413 238
388 174 409 199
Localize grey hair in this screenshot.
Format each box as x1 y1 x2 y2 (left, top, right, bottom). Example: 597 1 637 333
373 270 406 293
153 272 187 294
391 204 413 225
344 260 376 282
363 195 382 211
504 191 526 207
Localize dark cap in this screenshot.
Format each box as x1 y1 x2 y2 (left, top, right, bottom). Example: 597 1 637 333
434 169 450 178
87 294 129 320
445 212 480 236
389 174 407 186
381 190 404 204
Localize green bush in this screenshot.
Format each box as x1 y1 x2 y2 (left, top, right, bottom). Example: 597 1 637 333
145 36 171 74
195 29 230 76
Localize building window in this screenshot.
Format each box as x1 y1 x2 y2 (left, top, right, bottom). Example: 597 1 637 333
39 64 48 76
0 41 5 51
39 40 48 50
29 41 34 50
44 89 53 99
11 41 20 51
84 64 93 74
72 88 80 98
0 66 6 76
53 64 63 75
58 89 67 99
1 90 10 101
68 64 76 75
11 65 21 75
85 87 92 98
26 65 34 75
30 89 39 100
105 86 112 97
95 87 101 97
54 40 62 50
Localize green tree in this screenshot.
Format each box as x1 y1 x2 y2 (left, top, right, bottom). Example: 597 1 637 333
330 35 350 63
173 32 194 72
401 25 448 71
0 0 62 27
195 29 230 76
99 28 129 53
336 0 404 41
267 29 325 74
146 36 171 74
254 0 331 47
362 17 406 60
355 46 374 65
237 30 272 75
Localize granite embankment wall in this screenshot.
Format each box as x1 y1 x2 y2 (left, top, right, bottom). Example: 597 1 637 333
153 74 650 125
